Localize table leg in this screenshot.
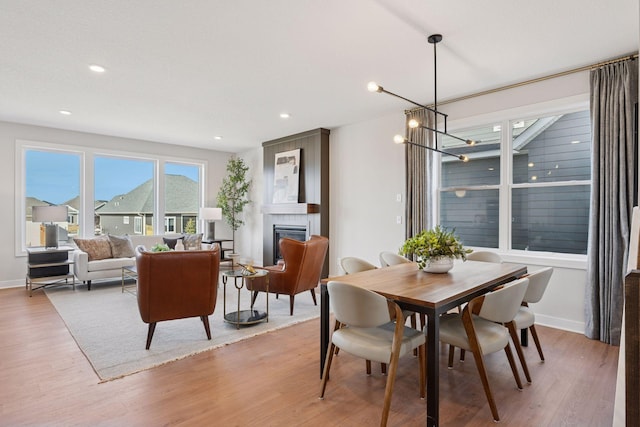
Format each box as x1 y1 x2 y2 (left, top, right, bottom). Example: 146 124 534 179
320 283 329 378
236 277 241 329
426 310 440 427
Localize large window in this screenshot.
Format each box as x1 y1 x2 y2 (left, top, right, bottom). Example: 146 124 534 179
24 149 81 247
18 141 205 252
165 162 200 234
95 156 154 236
439 108 591 255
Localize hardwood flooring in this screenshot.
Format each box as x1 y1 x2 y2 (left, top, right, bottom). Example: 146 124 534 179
0 287 618 426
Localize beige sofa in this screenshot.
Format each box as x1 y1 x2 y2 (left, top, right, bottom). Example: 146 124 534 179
72 234 208 290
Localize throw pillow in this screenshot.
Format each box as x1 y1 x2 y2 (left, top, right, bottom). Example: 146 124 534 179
74 235 112 261
182 233 203 250
163 236 183 250
108 234 135 258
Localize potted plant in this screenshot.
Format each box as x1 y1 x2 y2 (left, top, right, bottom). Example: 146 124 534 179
216 156 252 250
399 225 472 273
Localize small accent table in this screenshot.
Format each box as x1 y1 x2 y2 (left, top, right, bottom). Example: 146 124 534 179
25 246 75 297
121 265 137 295
222 269 269 329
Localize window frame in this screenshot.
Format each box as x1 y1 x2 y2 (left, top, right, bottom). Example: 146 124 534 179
436 95 590 269
15 139 207 256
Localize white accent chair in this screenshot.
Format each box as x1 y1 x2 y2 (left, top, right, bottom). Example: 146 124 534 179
340 256 377 274
467 250 502 263
379 251 410 267
438 277 529 422
320 281 425 427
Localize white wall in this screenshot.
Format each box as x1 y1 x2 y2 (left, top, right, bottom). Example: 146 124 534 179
0 120 232 288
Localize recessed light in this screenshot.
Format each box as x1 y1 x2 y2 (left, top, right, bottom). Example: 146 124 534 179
89 64 106 73
570 140 580 144
488 167 495 171
493 125 501 132
280 113 290 119
59 110 72 115
214 136 222 140
531 175 538 181
528 162 534 168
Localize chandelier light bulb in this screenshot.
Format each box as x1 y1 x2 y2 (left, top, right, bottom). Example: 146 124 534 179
466 139 476 146
459 155 469 162
367 81 382 92
393 134 406 144
408 119 420 128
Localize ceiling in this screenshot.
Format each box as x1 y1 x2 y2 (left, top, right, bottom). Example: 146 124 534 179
0 1 637 153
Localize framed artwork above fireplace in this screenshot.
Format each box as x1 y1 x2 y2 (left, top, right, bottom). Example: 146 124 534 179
272 149 300 204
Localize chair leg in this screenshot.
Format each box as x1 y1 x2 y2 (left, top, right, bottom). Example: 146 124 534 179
504 343 524 390
289 295 295 315
319 342 336 398
460 348 466 361
381 363 387 375
469 346 501 422
448 344 455 368
145 322 157 350
310 289 317 306
529 325 545 361
507 322 531 383
201 315 212 340
87 280 92 291
366 360 372 375
380 329 404 426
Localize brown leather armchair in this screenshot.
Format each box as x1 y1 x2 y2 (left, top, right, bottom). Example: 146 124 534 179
249 235 328 316
135 245 220 349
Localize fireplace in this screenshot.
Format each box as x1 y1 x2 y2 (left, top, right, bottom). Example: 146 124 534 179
273 225 307 264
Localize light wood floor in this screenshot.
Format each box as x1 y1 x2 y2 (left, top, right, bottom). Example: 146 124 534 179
0 287 618 426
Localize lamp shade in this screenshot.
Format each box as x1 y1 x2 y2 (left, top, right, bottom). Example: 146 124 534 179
199 207 222 221
32 205 68 222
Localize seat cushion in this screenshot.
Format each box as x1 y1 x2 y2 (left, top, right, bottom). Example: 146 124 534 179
513 306 535 330
87 257 135 272
332 321 425 363
439 313 509 355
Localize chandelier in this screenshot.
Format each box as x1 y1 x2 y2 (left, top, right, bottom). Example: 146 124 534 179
368 34 477 162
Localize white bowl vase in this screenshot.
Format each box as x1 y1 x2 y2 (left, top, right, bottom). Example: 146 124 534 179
422 256 454 273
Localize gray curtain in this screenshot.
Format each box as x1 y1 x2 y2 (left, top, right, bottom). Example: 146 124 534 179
404 108 436 238
585 58 638 345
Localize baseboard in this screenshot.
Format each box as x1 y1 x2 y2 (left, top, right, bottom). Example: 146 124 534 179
0 279 27 289
536 313 584 335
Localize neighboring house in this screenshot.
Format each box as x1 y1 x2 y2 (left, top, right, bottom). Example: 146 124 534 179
96 174 198 236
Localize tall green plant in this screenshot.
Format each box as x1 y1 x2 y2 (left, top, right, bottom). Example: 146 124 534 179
216 157 251 233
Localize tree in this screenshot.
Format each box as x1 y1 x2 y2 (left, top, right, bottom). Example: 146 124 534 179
216 157 251 244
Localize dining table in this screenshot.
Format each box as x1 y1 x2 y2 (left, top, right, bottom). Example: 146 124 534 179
320 259 527 427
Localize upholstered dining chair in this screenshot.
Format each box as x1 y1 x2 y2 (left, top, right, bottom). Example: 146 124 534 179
320 281 425 427
248 235 329 316
340 256 377 275
511 267 554 367
466 250 502 263
379 251 410 267
438 277 529 422
135 244 220 350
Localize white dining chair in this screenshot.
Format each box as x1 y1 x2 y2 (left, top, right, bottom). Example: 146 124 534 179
438 277 529 422
320 280 425 427
466 250 502 263
379 251 410 267
340 256 377 274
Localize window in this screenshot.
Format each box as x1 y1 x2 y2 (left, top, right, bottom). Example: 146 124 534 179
95 156 154 236
165 162 200 234
17 140 206 253
24 149 81 248
440 123 501 248
164 216 176 233
438 107 591 255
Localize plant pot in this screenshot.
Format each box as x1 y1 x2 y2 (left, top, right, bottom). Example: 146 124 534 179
422 257 454 273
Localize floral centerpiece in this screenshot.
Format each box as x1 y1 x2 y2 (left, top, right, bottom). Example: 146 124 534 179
399 225 472 272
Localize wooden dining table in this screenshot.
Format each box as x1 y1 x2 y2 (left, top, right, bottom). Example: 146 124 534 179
320 259 527 427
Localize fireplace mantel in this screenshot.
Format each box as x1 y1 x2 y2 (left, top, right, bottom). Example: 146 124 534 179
261 203 320 215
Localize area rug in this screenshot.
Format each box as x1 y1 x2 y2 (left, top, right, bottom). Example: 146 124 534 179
45 280 319 382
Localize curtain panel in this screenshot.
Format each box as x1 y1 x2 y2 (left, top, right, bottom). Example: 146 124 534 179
585 58 638 345
404 108 436 238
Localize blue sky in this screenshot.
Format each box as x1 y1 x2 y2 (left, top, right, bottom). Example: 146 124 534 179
26 151 199 205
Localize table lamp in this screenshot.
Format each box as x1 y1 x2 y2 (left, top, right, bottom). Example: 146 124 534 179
32 205 68 248
199 207 222 242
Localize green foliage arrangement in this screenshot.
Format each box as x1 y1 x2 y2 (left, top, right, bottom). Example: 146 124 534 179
150 243 171 252
216 156 252 232
399 225 472 269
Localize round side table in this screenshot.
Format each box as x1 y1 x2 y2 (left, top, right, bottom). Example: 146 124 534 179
221 269 269 329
